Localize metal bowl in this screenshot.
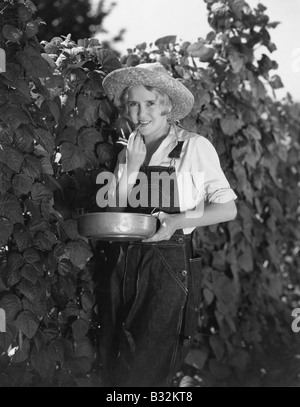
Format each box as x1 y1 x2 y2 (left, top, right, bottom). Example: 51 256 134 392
78 212 158 241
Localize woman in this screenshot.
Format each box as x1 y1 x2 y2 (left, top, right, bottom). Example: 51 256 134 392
100 62 237 387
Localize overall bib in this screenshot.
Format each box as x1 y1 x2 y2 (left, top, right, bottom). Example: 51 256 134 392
99 141 203 387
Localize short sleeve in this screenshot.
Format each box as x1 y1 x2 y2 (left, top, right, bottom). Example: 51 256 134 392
192 136 237 204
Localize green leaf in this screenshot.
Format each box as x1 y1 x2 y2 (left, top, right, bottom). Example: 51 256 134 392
0 331 14 352
209 335 225 361
2 263 22 287
213 274 235 305
48 339 64 363
95 48 122 73
22 154 42 180
3 145 24 173
125 54 140 67
228 49 244 73
209 359 231 380
60 142 87 172
34 231 53 251
2 63 23 83
65 241 93 269
15 79 32 99
0 294 22 322
238 244 253 272
11 337 30 364
13 224 32 253
81 290 94 311
96 142 115 165
30 348 56 379
154 35 177 47
25 21 39 38
0 163 14 194
15 310 39 339
18 4 33 23
61 219 79 240
184 348 208 369
2 25 23 43
34 128 55 154
55 126 77 146
8 89 31 105
86 70 104 93
269 74 284 89
0 89 8 107
66 356 92 375
31 182 53 202
12 174 33 196
0 105 30 131
23 248 41 264
187 41 205 58
228 349 250 370
72 318 89 342
48 100 61 123
0 217 13 247
25 1 38 13
7 252 25 271
233 162 254 202
203 288 214 305
18 279 37 302
78 128 104 152
220 116 244 136
188 42 215 61
242 125 261 141
28 218 48 233
74 337 94 360
21 264 39 284
16 45 52 78
40 155 54 175
0 193 24 224
57 259 73 276
14 125 34 153
76 94 100 125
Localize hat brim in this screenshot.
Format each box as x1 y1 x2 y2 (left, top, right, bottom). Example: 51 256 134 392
102 63 194 121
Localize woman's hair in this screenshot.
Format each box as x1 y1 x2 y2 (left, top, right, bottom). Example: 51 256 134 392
119 85 173 117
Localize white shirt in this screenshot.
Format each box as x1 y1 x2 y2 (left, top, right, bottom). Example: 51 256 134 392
109 124 237 234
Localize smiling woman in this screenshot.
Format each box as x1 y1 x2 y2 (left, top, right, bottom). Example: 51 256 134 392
97 61 237 387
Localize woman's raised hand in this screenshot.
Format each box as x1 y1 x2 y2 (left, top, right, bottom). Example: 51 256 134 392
126 129 146 170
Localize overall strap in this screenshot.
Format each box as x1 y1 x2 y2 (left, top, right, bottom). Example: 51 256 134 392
168 141 184 159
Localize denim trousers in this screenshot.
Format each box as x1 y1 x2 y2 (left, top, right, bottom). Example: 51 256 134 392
99 145 202 387
99 231 202 387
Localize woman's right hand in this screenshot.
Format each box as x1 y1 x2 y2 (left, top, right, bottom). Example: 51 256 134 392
126 129 146 170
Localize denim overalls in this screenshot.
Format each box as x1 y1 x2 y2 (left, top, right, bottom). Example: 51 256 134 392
99 141 203 387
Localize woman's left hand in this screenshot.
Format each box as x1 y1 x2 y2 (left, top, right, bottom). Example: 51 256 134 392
142 212 178 242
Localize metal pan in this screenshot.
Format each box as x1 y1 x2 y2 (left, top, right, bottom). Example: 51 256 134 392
78 212 158 241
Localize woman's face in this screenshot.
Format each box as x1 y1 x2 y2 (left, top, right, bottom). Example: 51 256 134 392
127 85 169 140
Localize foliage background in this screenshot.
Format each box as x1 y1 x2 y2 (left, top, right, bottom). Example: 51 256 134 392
0 0 299 387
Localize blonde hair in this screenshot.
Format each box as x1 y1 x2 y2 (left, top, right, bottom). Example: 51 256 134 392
119 85 173 117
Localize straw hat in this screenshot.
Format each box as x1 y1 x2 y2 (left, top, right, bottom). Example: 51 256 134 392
102 62 194 121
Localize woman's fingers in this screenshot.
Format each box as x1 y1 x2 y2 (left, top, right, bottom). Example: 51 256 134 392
126 131 146 168
143 212 176 242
